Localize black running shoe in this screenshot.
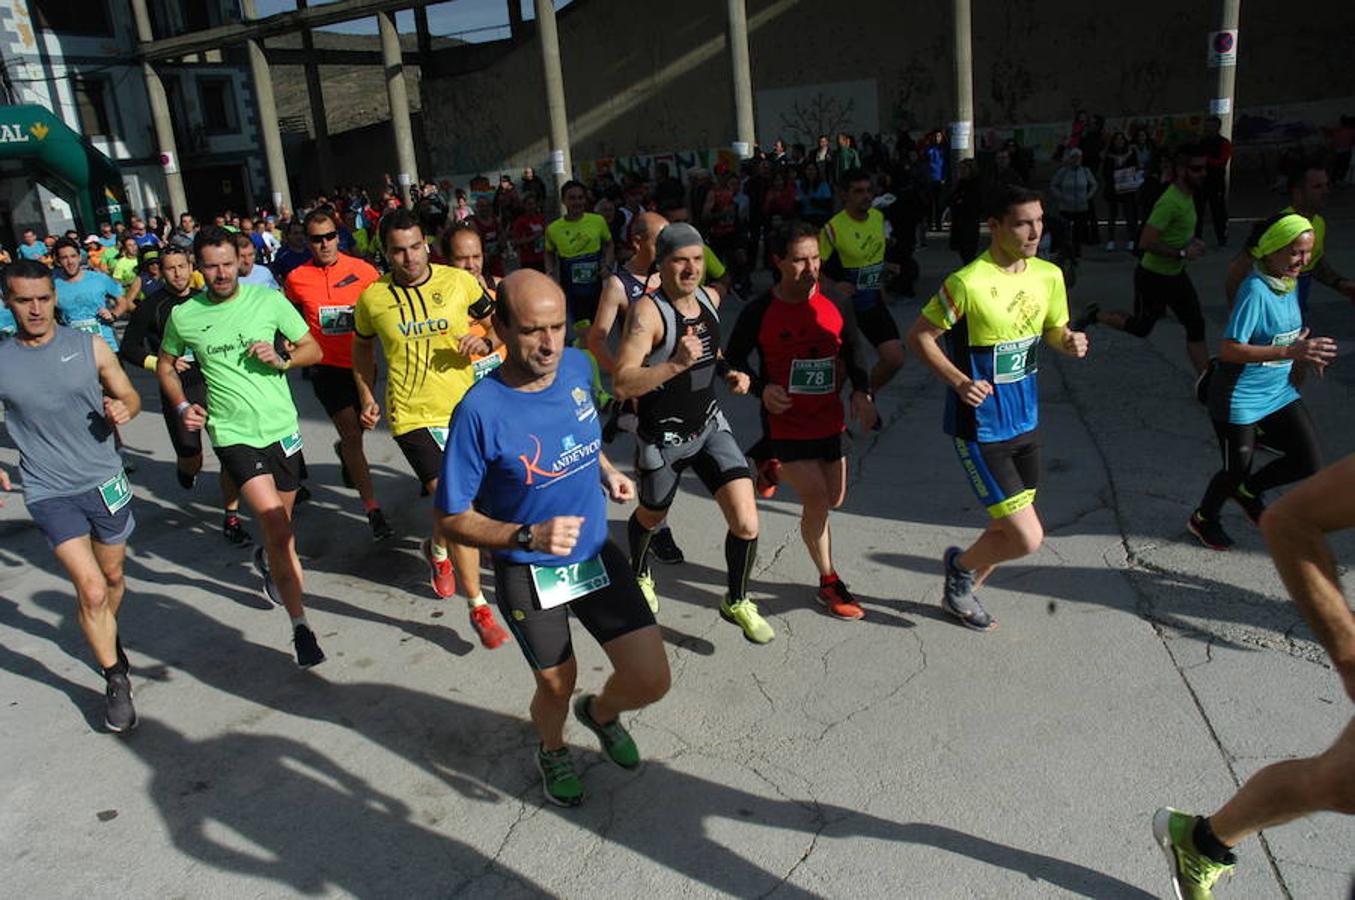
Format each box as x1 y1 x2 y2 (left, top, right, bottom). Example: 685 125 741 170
104 671 137 733
293 624 326 668
252 545 284 607
1071 302 1100 333
223 515 252 546
648 526 684 565
1231 489 1266 527
1187 510 1233 551
334 440 354 489
176 467 195 490
368 508 394 541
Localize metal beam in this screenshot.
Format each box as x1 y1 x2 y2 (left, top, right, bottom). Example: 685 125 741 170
139 0 442 62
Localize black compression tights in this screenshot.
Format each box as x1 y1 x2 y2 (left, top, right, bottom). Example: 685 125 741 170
1198 400 1321 519
725 532 757 601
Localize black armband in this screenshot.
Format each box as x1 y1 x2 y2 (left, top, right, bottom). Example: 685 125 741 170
468 293 495 319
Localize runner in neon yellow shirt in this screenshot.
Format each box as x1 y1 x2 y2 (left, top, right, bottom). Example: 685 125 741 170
544 180 614 327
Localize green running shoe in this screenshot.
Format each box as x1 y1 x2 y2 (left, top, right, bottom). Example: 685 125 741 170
536 745 584 807
636 571 658 614
573 693 640 769
720 594 774 644
1152 808 1235 899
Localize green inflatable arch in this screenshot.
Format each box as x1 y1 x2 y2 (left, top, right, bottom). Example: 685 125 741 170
0 103 127 230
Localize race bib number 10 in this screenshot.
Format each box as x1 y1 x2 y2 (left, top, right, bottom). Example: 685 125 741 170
98 470 132 515
992 335 1039 384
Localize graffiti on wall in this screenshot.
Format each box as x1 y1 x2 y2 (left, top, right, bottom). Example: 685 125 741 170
756 80 880 147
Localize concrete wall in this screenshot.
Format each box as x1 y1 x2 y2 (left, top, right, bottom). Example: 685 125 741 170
420 0 1355 179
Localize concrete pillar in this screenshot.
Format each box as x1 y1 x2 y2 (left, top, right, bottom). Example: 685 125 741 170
725 0 755 159
950 0 975 167
240 0 291 215
379 11 419 204
534 0 571 204
508 0 525 41
129 0 188 218
297 0 333 199
1210 0 1241 193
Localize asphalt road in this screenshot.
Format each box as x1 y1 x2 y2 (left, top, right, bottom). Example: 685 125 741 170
2 205 1353 897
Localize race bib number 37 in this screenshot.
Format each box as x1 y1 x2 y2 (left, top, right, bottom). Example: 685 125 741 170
530 554 610 609
993 335 1039 384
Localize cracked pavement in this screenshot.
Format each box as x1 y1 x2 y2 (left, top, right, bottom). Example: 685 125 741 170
3 217 1354 898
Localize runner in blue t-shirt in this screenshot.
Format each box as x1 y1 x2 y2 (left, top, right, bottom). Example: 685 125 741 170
1189 213 1336 550
436 268 669 809
51 238 130 351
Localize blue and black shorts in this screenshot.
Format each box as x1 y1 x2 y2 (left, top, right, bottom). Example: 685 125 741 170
952 431 1040 519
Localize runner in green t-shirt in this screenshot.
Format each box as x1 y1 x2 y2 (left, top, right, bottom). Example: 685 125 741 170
157 227 328 668
1077 144 1211 377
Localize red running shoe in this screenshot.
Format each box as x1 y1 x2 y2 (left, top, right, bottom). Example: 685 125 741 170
422 537 456 598
755 458 781 499
816 578 865 620
469 604 510 649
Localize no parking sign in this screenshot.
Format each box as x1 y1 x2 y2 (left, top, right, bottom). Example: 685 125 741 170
1208 29 1237 68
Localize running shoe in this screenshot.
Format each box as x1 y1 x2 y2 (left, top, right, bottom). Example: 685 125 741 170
636 571 659 614
573 693 640 769
334 440 354 489
755 458 780 499
536 745 584 807
816 579 865 620
293 623 326 668
368 508 394 541
252 545 284 607
469 604 509 649
720 594 775 644
1152 808 1235 899
648 526 684 565
1071 302 1100 333
104 670 137 733
941 546 996 632
176 466 195 490
1187 510 1233 551
222 514 252 546
1231 488 1266 527
421 537 456 598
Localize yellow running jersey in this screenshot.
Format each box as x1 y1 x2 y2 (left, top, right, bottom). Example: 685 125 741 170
353 264 487 436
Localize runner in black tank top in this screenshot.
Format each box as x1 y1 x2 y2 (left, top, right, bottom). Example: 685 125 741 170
612 223 772 645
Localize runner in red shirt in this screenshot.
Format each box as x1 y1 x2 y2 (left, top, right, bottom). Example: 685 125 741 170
508 192 546 272
725 221 877 619
284 207 389 539
470 196 505 279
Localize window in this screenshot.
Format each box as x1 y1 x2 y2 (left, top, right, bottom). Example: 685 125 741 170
198 77 239 135
31 0 113 36
72 76 111 136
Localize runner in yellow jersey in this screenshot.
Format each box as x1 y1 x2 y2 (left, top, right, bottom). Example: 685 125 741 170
352 208 510 649
545 180 614 328
820 169 903 394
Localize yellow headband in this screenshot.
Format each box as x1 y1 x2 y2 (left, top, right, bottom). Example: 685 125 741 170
1250 213 1313 259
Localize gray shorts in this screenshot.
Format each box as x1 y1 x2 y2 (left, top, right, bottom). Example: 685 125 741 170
635 413 750 511
28 485 135 549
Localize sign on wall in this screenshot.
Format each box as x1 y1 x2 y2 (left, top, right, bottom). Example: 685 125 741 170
1207 30 1238 68
756 79 880 148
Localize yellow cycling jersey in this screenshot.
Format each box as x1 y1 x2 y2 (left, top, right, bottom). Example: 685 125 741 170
353 264 486 436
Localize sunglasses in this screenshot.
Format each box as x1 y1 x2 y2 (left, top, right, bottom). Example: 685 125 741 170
308 231 338 244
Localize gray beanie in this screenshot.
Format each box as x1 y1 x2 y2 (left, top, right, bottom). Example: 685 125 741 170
655 222 704 261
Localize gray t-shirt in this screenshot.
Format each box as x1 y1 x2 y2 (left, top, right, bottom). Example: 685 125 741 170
0 326 120 502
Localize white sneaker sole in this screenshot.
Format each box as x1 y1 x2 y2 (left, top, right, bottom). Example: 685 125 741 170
1152 807 1187 900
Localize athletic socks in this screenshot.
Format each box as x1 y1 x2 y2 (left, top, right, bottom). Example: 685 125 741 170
1192 816 1237 864
290 613 309 630
628 512 655 577
725 532 757 600
428 541 449 562
465 593 488 609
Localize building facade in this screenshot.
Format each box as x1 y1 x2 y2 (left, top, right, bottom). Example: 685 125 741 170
0 0 269 241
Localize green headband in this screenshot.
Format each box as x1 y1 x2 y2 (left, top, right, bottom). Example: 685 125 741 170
1250 213 1313 259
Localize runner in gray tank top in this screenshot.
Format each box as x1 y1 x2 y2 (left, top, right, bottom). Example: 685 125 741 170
0 259 144 732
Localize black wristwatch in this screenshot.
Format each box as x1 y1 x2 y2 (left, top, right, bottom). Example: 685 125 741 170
515 525 534 551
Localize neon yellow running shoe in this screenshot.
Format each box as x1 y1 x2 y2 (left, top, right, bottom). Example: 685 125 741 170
719 594 774 644
636 571 658 614
1152 808 1235 899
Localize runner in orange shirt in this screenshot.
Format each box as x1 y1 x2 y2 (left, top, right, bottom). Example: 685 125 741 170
284 207 390 539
